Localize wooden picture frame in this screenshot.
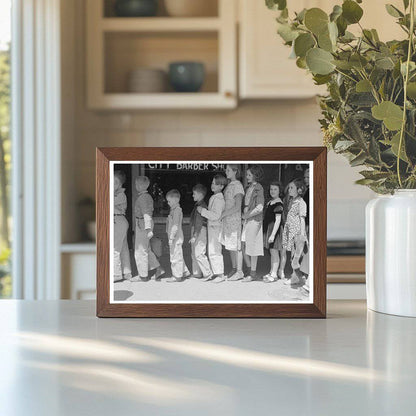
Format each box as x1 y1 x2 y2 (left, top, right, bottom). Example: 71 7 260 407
96 147 327 318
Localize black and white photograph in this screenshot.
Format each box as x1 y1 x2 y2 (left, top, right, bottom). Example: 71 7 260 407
110 161 313 303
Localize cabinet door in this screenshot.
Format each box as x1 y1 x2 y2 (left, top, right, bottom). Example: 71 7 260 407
239 0 322 99
239 0 405 99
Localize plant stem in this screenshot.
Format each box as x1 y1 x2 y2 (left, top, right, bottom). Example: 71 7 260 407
334 68 357 83
397 0 415 188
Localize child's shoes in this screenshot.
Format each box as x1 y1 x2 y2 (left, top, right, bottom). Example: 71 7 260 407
165 276 182 283
263 273 277 283
114 274 123 282
154 267 165 280
228 270 244 281
201 274 214 281
242 271 257 282
211 274 226 283
225 268 237 279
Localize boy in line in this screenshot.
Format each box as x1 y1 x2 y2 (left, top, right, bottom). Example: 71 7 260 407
113 170 132 282
165 189 190 282
132 176 164 282
197 174 227 283
189 184 213 280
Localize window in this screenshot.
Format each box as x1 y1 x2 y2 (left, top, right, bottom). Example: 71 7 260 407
0 0 11 298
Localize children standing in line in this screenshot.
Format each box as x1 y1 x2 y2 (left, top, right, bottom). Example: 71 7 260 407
241 165 265 282
189 184 213 280
132 176 164 282
220 164 245 281
165 189 190 282
197 174 227 283
262 181 284 283
113 170 132 282
279 178 308 285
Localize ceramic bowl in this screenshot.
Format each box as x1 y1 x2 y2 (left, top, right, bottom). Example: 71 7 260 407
114 0 158 17
127 68 167 93
168 62 205 93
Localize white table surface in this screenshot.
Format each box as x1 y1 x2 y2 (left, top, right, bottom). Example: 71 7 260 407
0 300 415 416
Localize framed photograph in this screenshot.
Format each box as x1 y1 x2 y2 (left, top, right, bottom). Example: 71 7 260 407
96 147 327 318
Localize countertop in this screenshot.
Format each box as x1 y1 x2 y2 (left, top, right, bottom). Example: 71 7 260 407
0 300 415 415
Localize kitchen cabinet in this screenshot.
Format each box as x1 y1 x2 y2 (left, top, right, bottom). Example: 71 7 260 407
238 0 404 99
239 0 327 99
86 0 237 109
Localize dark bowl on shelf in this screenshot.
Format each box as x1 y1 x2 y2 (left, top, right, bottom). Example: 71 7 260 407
114 0 158 17
168 62 205 93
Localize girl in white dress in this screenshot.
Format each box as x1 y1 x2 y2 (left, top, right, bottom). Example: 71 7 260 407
220 164 245 281
241 165 265 282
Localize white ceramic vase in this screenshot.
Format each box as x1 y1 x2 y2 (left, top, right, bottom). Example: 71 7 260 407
366 190 416 317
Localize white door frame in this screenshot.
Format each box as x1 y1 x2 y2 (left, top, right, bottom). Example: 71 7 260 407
12 0 61 299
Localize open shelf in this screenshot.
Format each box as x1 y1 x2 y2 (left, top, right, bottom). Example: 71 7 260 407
90 92 235 109
101 17 221 32
103 0 219 18
104 31 218 94
86 0 236 109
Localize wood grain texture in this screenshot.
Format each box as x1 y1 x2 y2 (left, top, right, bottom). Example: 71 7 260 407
96 147 327 318
327 256 365 274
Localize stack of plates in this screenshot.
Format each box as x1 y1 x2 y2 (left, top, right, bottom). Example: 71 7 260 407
127 68 167 93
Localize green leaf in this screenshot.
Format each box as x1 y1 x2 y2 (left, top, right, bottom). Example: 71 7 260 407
295 8 307 22
401 61 416 76
313 74 332 85
339 31 356 42
342 0 363 24
296 57 307 69
362 29 375 44
355 178 377 185
356 79 372 92
375 56 395 70
350 53 368 69
318 31 333 52
350 152 368 167
277 23 299 42
294 33 315 57
371 29 380 42
385 4 404 18
334 139 355 152
381 132 409 162
336 15 348 36
306 48 335 75
369 136 381 162
407 82 416 99
330 5 343 22
266 0 287 11
333 59 353 70
359 170 391 180
304 8 329 35
372 101 404 130
403 0 410 9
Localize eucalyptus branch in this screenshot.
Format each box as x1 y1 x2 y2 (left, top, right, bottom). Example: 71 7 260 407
334 68 358 83
397 0 415 187
358 69 381 104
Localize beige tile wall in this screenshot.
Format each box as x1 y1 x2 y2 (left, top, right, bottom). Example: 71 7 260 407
61 0 373 243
